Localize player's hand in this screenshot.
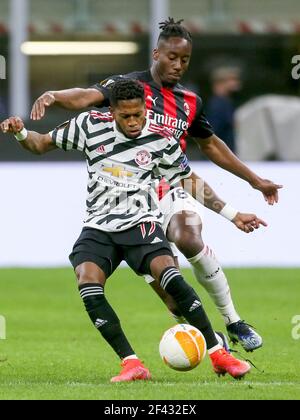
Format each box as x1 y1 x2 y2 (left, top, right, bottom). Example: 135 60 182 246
30 91 56 120
0 116 24 134
232 212 268 233
251 178 283 205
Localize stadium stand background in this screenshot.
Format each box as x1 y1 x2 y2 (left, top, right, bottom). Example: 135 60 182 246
1 0 300 161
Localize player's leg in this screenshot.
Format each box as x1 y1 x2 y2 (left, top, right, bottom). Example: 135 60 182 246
149 255 251 379
148 271 231 349
126 223 251 379
70 228 151 382
167 209 241 324
161 188 241 324
146 253 186 323
164 188 262 351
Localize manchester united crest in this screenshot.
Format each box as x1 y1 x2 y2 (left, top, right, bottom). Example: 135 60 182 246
135 150 152 166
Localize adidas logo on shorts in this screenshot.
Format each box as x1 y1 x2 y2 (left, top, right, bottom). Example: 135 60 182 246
151 237 163 244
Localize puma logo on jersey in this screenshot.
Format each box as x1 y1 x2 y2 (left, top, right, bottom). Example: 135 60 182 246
147 95 158 106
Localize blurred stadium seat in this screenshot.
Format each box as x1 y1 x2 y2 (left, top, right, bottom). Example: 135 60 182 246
1 0 300 163
1 0 300 35
236 95 300 160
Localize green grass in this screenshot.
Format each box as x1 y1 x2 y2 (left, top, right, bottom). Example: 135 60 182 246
0 267 300 400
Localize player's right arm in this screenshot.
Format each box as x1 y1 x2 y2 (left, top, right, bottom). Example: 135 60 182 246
1 113 87 154
0 116 56 154
188 95 283 205
30 88 104 120
30 75 124 121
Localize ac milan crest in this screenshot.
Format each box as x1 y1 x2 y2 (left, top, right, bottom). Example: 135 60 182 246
184 102 190 116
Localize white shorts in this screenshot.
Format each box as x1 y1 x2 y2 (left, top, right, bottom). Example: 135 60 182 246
144 187 203 284
160 187 201 234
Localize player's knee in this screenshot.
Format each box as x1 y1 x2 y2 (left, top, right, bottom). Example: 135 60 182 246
75 262 106 286
174 231 204 258
149 255 175 280
159 267 196 301
77 272 100 286
167 214 204 258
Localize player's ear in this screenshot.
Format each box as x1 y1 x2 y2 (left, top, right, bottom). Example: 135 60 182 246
153 48 159 61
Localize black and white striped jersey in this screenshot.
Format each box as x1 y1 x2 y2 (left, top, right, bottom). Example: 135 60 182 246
50 110 192 232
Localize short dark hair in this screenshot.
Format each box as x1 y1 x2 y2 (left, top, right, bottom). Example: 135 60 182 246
158 17 192 44
110 79 145 107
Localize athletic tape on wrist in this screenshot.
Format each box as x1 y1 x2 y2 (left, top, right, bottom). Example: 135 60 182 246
220 203 238 221
14 127 28 142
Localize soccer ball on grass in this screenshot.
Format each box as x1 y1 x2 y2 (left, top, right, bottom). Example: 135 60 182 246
159 324 207 371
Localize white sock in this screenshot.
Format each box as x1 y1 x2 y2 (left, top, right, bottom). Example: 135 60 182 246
208 344 223 355
188 246 240 326
123 355 139 361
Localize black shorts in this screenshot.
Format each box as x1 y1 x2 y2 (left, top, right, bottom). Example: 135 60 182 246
69 222 173 277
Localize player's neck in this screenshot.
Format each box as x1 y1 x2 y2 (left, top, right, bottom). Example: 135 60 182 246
150 66 177 89
150 66 162 86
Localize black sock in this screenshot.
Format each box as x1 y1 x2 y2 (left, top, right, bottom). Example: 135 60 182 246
160 267 218 349
79 283 135 359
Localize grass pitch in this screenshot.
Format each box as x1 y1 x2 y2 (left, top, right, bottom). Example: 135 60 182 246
0 267 300 400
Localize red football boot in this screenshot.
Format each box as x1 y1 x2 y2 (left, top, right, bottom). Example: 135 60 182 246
110 359 151 383
210 348 251 380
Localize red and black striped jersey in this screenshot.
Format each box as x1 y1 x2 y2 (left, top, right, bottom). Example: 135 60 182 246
92 70 214 153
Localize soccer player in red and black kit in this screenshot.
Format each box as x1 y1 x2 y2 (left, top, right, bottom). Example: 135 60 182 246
31 18 283 352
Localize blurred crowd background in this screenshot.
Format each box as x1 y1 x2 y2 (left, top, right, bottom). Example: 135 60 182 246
1 0 300 161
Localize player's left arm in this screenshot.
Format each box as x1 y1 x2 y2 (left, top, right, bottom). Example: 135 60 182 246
195 134 282 205
187 171 267 234
0 116 56 154
158 137 267 234
188 95 283 205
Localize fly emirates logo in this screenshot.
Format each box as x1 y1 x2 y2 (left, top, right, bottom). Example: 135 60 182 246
147 110 189 139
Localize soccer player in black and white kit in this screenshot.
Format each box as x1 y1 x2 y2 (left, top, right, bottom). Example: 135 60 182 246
30 19 282 352
1 80 268 381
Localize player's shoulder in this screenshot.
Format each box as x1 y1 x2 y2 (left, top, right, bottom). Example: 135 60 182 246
98 70 148 88
124 70 150 82
177 83 202 99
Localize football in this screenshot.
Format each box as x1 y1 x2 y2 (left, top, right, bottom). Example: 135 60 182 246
159 324 207 371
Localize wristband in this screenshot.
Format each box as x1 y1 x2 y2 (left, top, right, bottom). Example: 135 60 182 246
220 204 238 221
14 127 28 142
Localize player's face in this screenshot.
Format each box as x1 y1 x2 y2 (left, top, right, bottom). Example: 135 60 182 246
153 37 192 86
111 99 147 139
